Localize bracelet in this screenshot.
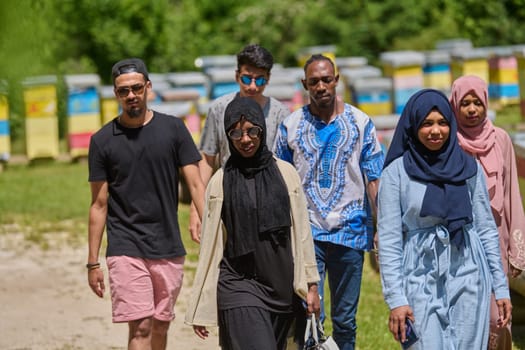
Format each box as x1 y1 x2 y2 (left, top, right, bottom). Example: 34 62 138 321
86 262 100 270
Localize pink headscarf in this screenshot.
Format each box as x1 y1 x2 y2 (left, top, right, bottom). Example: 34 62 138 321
450 75 504 217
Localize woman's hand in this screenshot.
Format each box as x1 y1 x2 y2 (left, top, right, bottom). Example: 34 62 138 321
496 298 512 328
510 265 522 278
193 325 209 339
306 283 321 318
389 305 414 343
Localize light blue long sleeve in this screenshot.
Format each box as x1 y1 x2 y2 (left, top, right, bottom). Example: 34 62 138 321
377 158 509 349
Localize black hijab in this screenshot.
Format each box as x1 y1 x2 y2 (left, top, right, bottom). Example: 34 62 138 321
222 96 291 258
384 89 477 241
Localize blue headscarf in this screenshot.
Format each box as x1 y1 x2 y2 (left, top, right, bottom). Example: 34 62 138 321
384 89 477 241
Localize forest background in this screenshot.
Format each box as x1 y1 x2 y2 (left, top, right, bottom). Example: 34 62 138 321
2 0 525 145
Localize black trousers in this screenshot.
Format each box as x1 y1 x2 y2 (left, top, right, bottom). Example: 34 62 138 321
218 306 295 350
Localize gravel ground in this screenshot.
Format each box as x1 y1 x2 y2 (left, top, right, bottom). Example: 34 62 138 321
0 232 220 350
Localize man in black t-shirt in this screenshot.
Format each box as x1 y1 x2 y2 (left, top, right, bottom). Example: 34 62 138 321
87 58 205 350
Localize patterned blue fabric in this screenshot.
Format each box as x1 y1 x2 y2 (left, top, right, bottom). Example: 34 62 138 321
274 103 384 250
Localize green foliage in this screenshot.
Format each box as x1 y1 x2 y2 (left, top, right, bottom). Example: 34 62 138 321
448 0 525 46
49 0 173 82
0 1 58 81
4 0 525 79
3 0 525 144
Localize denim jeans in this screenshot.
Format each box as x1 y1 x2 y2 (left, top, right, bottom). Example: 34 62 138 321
315 241 364 350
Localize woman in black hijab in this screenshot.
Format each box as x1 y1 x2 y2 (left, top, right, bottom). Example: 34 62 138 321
186 96 320 350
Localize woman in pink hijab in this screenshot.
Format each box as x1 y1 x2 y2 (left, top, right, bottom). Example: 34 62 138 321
450 75 525 350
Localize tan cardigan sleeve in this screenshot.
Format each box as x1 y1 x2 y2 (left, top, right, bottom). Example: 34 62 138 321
184 170 225 327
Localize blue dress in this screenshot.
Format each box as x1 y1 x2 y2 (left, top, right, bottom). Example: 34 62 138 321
378 158 509 350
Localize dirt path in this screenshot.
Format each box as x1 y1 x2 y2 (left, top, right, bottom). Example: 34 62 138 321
0 232 220 350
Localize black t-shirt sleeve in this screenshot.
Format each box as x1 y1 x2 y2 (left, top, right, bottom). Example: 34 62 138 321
88 130 108 182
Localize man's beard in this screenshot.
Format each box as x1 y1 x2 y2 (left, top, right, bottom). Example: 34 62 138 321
127 106 144 118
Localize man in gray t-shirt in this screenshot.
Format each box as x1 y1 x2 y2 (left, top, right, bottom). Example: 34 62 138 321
189 44 290 242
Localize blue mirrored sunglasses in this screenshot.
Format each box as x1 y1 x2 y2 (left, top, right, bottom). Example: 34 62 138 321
240 75 267 87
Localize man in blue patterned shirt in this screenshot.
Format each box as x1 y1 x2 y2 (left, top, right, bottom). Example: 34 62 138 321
273 54 384 350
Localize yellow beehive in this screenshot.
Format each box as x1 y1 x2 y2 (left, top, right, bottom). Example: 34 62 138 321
22 76 59 160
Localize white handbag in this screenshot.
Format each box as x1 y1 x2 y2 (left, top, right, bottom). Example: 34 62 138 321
303 314 340 350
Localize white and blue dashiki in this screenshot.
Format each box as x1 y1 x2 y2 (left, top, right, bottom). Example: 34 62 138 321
273 103 384 250
378 158 510 350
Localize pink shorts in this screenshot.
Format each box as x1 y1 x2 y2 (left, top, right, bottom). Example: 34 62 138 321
106 255 184 323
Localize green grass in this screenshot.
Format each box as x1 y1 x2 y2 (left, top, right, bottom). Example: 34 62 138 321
355 255 398 349
0 161 89 247
2 158 525 349
0 161 89 222
494 105 524 129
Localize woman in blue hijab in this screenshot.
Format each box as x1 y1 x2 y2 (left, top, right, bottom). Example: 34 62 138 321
377 89 511 349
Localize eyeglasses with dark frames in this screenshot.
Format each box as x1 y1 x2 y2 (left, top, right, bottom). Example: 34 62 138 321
227 126 263 141
116 83 146 98
239 75 268 87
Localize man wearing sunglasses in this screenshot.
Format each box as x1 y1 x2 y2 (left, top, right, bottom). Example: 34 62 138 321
274 54 385 350
189 44 290 243
87 58 205 350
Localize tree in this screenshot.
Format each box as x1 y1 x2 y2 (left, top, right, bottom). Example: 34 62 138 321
50 0 172 82
0 1 58 80
3 0 525 143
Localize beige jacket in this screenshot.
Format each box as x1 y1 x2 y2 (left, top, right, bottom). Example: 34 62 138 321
185 158 320 327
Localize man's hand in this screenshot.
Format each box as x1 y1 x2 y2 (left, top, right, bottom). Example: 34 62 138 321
189 202 202 243
88 267 105 298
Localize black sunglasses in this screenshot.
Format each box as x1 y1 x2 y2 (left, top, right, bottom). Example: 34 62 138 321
228 126 263 141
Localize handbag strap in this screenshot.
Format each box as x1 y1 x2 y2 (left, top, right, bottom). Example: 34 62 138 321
304 313 319 344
